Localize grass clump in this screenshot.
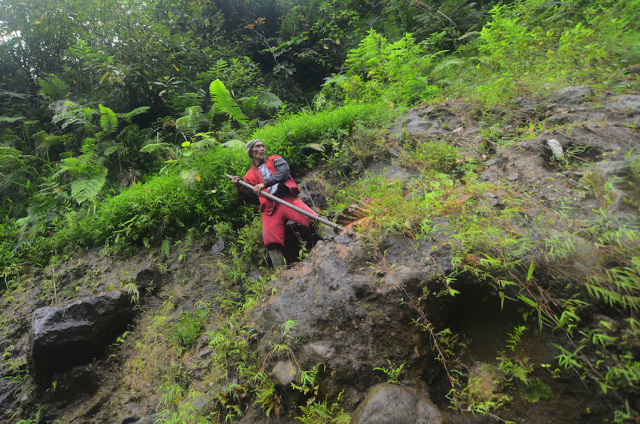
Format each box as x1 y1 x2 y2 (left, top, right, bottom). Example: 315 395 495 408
168 305 209 350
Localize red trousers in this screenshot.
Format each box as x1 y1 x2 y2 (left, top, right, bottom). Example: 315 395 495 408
262 194 316 250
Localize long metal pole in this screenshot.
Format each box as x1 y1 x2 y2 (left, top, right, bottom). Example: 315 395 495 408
225 174 345 231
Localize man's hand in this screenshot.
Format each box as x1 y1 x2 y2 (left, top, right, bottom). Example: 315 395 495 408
231 176 245 195
253 182 265 195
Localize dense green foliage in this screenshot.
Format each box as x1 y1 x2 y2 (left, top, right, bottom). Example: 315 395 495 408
1 0 490 270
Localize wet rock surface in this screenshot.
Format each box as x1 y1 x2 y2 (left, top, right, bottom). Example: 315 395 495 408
30 290 137 379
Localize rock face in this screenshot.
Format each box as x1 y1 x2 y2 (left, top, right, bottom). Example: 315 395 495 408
549 85 594 104
250 233 454 407
30 290 136 379
351 383 443 424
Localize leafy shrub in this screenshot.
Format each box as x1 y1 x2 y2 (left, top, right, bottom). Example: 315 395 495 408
321 29 440 106
0 147 36 216
446 0 640 103
251 102 400 167
414 140 463 172
31 101 390 259
43 145 250 254
0 221 24 293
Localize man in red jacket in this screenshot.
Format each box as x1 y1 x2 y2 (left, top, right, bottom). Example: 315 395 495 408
231 139 318 268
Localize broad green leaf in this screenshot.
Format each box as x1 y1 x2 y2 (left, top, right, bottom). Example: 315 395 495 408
209 79 248 126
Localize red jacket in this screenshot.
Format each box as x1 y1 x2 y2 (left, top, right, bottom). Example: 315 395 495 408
244 155 299 215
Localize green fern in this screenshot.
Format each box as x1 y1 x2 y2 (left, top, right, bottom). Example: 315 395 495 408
52 103 96 129
210 59 229 78
176 106 206 136
38 74 68 101
99 104 118 133
0 89 30 100
0 147 34 195
115 106 150 122
257 91 284 111
70 166 108 204
58 149 108 204
140 141 178 158
340 30 438 104
433 57 465 74
220 139 245 149
209 79 248 126
0 116 24 123
241 96 258 117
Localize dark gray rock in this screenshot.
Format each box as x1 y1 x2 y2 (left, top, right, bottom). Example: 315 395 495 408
351 383 444 424
134 267 163 292
121 415 160 424
30 290 136 378
510 96 539 116
550 86 594 104
238 405 296 424
0 378 18 413
606 94 640 111
249 235 453 407
210 238 225 255
365 161 418 183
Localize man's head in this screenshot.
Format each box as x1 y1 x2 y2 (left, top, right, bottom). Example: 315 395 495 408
246 139 266 164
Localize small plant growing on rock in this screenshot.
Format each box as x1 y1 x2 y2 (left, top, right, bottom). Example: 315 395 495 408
373 359 406 384
295 392 351 424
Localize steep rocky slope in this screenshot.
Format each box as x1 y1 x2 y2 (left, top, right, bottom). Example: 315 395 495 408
1 86 639 423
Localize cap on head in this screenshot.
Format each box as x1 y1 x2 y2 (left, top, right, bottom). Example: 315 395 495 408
246 139 263 158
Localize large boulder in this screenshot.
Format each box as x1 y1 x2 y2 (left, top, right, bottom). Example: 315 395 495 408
351 383 444 424
549 85 594 105
249 233 454 407
30 290 136 379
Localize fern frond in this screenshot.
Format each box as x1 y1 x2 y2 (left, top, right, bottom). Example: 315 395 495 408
176 106 205 135
99 142 121 156
70 166 107 204
99 104 118 133
302 143 326 152
189 138 217 150
220 139 245 149
209 79 248 126
52 102 95 129
38 74 68 101
211 59 228 77
140 141 177 158
60 157 82 170
0 116 25 123
257 91 284 111
0 147 33 193
0 90 30 100
116 106 150 121
433 58 465 74
241 96 258 117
